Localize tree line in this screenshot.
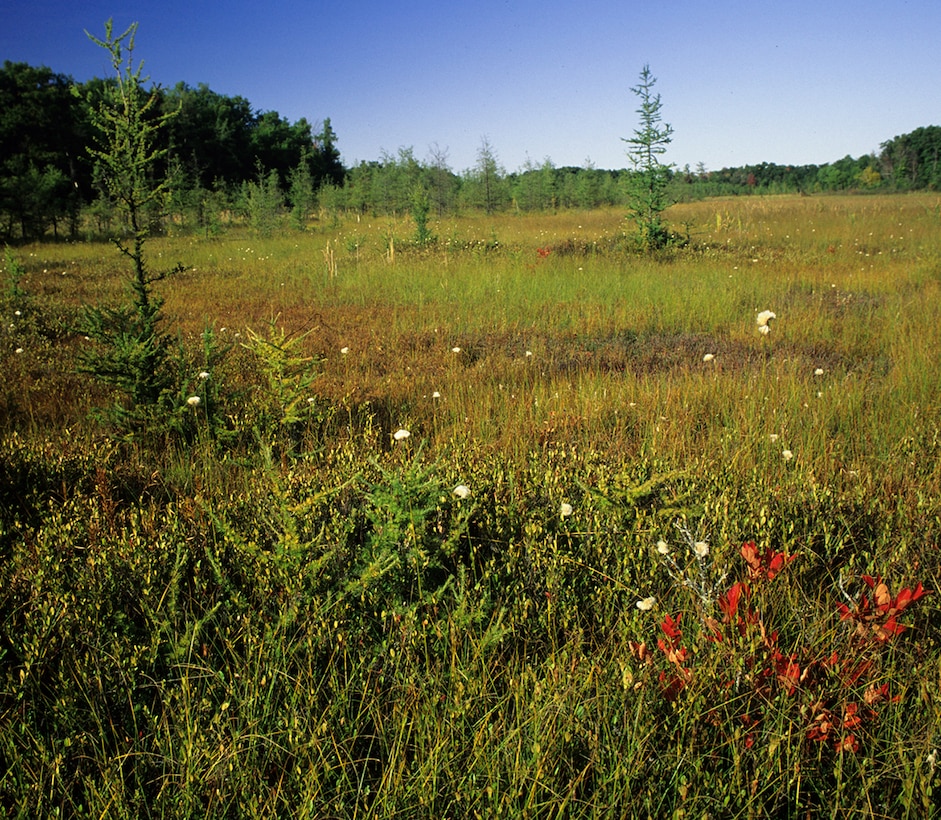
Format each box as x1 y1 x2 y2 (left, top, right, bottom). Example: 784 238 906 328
2 58 939 242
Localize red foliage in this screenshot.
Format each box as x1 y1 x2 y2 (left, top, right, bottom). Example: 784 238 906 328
741 541 796 582
638 541 930 755
836 576 932 643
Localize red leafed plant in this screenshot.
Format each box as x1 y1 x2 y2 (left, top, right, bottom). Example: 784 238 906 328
836 575 930 643
636 538 931 754
741 540 797 581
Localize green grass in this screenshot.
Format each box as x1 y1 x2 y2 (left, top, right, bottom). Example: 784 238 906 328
2 193 941 817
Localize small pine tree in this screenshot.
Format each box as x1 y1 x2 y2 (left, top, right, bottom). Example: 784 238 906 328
622 65 675 250
75 20 185 426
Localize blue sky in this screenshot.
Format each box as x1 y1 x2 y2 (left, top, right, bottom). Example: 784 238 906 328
3 0 938 174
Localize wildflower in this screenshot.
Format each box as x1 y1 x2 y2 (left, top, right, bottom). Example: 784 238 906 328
769 433 779 442
14 310 21 316
453 484 471 499
307 397 316 404
656 540 670 555
560 502 573 517
927 749 937 771
782 449 794 461
340 347 350 354
702 353 715 362
15 347 24 354
756 310 776 333
198 370 210 380
636 596 657 611
432 391 441 399
814 367 825 376
693 541 710 559
451 346 461 354
525 350 533 358
393 428 411 441
186 395 201 407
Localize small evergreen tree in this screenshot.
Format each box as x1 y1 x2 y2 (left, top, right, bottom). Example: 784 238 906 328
289 148 315 231
75 20 185 426
242 163 284 236
622 65 675 250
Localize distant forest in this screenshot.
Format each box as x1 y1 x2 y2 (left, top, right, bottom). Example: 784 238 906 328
2 60 940 241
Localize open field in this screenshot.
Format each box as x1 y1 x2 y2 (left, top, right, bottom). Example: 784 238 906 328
2 193 941 816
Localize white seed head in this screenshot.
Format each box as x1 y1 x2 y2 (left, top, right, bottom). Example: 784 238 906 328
756 310 776 327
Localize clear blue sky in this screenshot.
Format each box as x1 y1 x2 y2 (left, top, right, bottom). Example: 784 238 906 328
3 0 938 174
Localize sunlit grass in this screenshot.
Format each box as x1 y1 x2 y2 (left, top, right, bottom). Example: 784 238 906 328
2 193 941 816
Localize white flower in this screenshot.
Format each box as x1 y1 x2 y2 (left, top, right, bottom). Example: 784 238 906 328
782 449 794 461
693 541 710 559
198 370 210 380
702 353 715 362
451 346 462 353
656 540 670 555
14 310 21 316
814 368 825 376
525 350 533 357
15 347 24 354
769 433 779 442
307 397 316 404
756 310 776 332
927 749 937 770
636 596 657 611
340 346 350 354
393 428 411 441
560 502 573 517
452 484 471 499
432 391 441 399
186 395 201 407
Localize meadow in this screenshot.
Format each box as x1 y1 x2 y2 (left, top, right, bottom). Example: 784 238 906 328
2 193 941 817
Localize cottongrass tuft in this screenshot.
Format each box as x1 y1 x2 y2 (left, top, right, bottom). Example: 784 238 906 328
636 596 657 611
453 484 471 499
393 428 411 441
560 502 573 517
756 310 776 334
186 395 201 407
